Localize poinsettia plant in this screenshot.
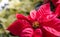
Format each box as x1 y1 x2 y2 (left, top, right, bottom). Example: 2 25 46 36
0 0 43 37
0 0 60 37
7 5 60 37
7 0 60 37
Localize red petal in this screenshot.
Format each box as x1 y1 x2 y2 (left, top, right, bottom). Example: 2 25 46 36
37 3 51 17
7 19 31 36
30 10 37 20
43 26 60 36
16 14 27 20
21 28 33 37
38 14 56 23
57 0 60 4
27 15 35 23
33 28 42 37
51 0 58 6
37 3 57 23
41 18 60 37
37 3 52 21
55 4 60 17
7 20 21 36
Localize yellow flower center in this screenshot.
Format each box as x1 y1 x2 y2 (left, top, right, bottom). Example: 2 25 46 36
32 21 39 28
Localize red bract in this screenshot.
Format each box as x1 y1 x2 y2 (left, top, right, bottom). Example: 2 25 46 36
7 1 60 37
7 19 32 36
57 0 60 4
55 4 60 17
51 0 60 6
37 3 56 23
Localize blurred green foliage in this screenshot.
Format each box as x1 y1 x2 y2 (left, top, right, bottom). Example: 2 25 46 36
0 0 43 37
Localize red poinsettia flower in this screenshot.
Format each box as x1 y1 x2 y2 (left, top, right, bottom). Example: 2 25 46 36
7 0 60 37
7 10 42 37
